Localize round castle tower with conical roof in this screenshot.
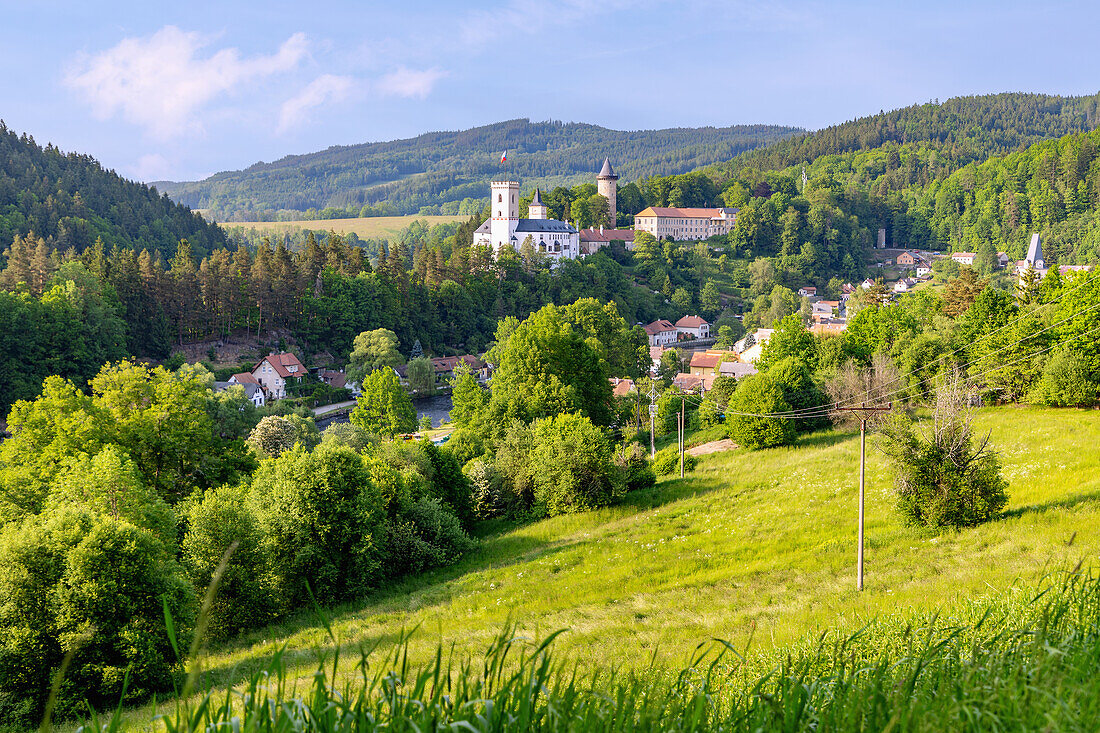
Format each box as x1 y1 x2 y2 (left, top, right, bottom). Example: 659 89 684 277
596 157 618 227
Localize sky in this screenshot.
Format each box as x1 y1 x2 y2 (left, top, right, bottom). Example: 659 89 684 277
2 0 1099 183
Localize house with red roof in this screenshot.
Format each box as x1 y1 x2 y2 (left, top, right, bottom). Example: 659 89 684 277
675 315 710 339
644 319 678 347
578 226 636 254
250 352 307 400
610 377 636 397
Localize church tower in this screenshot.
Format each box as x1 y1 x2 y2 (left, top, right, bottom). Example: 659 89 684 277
529 188 547 220
490 180 520 254
596 157 619 228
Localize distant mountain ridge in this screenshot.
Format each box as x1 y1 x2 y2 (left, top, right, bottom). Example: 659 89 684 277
155 119 804 220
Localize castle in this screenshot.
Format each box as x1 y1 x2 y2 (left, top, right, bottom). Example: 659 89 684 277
473 157 620 260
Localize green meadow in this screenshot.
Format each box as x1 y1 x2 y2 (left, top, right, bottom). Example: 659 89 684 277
178 405 1100 694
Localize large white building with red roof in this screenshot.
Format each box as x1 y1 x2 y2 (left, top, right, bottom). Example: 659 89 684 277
675 315 710 339
249 352 306 400
634 206 738 241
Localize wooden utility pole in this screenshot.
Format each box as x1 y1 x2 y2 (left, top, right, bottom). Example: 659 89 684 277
673 394 682 479
834 402 892 591
648 384 659 458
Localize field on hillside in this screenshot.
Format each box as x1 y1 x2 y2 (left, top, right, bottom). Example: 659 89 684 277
224 214 466 240
158 405 1100 707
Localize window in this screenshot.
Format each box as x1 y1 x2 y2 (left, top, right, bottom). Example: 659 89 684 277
498 194 502 202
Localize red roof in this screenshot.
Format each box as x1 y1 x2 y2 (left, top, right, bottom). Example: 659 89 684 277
257 352 306 379
430 355 484 373
611 378 635 396
675 315 708 329
578 228 636 243
319 370 347 389
637 207 730 219
689 352 723 369
644 319 677 336
231 372 260 385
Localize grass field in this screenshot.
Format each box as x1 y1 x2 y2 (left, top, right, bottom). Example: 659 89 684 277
192 407 1100 685
79 405 1100 729
224 214 466 240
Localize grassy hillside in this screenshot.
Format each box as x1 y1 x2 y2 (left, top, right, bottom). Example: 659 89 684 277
224 214 465 240
152 405 1099 707
156 119 802 220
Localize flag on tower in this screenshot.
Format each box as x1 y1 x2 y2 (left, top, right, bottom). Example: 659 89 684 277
500 151 507 164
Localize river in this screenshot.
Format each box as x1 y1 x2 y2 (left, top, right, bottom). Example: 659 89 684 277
316 392 453 431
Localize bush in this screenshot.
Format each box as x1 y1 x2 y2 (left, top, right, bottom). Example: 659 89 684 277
725 374 796 449
614 442 657 490
652 446 698 476
1030 349 1100 407
464 459 509 519
385 497 476 577
182 486 278 639
880 383 1008 528
249 444 385 607
767 357 830 433
0 510 195 724
248 415 300 458
529 413 621 517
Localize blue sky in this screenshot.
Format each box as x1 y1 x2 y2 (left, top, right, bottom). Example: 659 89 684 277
2 0 1098 183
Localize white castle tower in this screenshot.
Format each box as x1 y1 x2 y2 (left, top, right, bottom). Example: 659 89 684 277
489 180 520 255
596 157 619 228
529 188 547 220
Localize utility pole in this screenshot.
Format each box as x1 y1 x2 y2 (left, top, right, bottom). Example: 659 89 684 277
673 396 682 477
834 402 892 591
648 384 659 457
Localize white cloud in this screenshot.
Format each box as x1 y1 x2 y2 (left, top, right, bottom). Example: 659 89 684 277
130 153 173 182
65 26 308 140
278 74 354 133
375 67 446 99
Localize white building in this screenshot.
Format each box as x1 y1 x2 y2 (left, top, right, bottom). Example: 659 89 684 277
951 252 976 266
675 315 710 339
634 206 738 241
644 319 678 347
474 183 580 259
222 375 266 407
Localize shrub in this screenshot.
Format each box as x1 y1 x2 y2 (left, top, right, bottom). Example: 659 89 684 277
0 510 195 724
529 413 621 517
385 497 476 577
249 444 385 606
248 415 300 458
880 382 1008 528
321 422 377 452
725 374 796 449
767 357 830 432
614 442 657 490
1030 349 1100 407
464 459 509 519
182 486 278 639
652 446 698 476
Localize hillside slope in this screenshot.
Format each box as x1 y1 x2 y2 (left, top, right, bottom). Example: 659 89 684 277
156 119 802 220
705 91 1100 184
0 123 227 258
197 406 1100 691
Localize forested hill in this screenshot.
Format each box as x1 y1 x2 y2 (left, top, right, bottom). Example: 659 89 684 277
156 119 803 221
0 122 227 259
704 92 1100 184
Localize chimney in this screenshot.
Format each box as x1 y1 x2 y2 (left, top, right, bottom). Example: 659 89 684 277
600 224 604 234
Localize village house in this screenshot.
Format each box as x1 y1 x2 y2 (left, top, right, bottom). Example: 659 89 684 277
672 373 716 393
610 377 635 397
997 252 1010 268
644 319 678 347
718 361 758 380
811 300 841 321
915 264 933 278
951 252 976 266
896 251 919 267
649 345 664 373
222 374 266 407
893 277 917 293
688 350 733 377
675 315 710 339
318 369 361 397
431 355 488 382
797 286 817 297
249 352 306 400
633 206 738 241
578 225 636 254
735 328 774 364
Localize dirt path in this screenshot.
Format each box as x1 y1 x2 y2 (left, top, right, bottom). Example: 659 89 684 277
687 438 738 456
